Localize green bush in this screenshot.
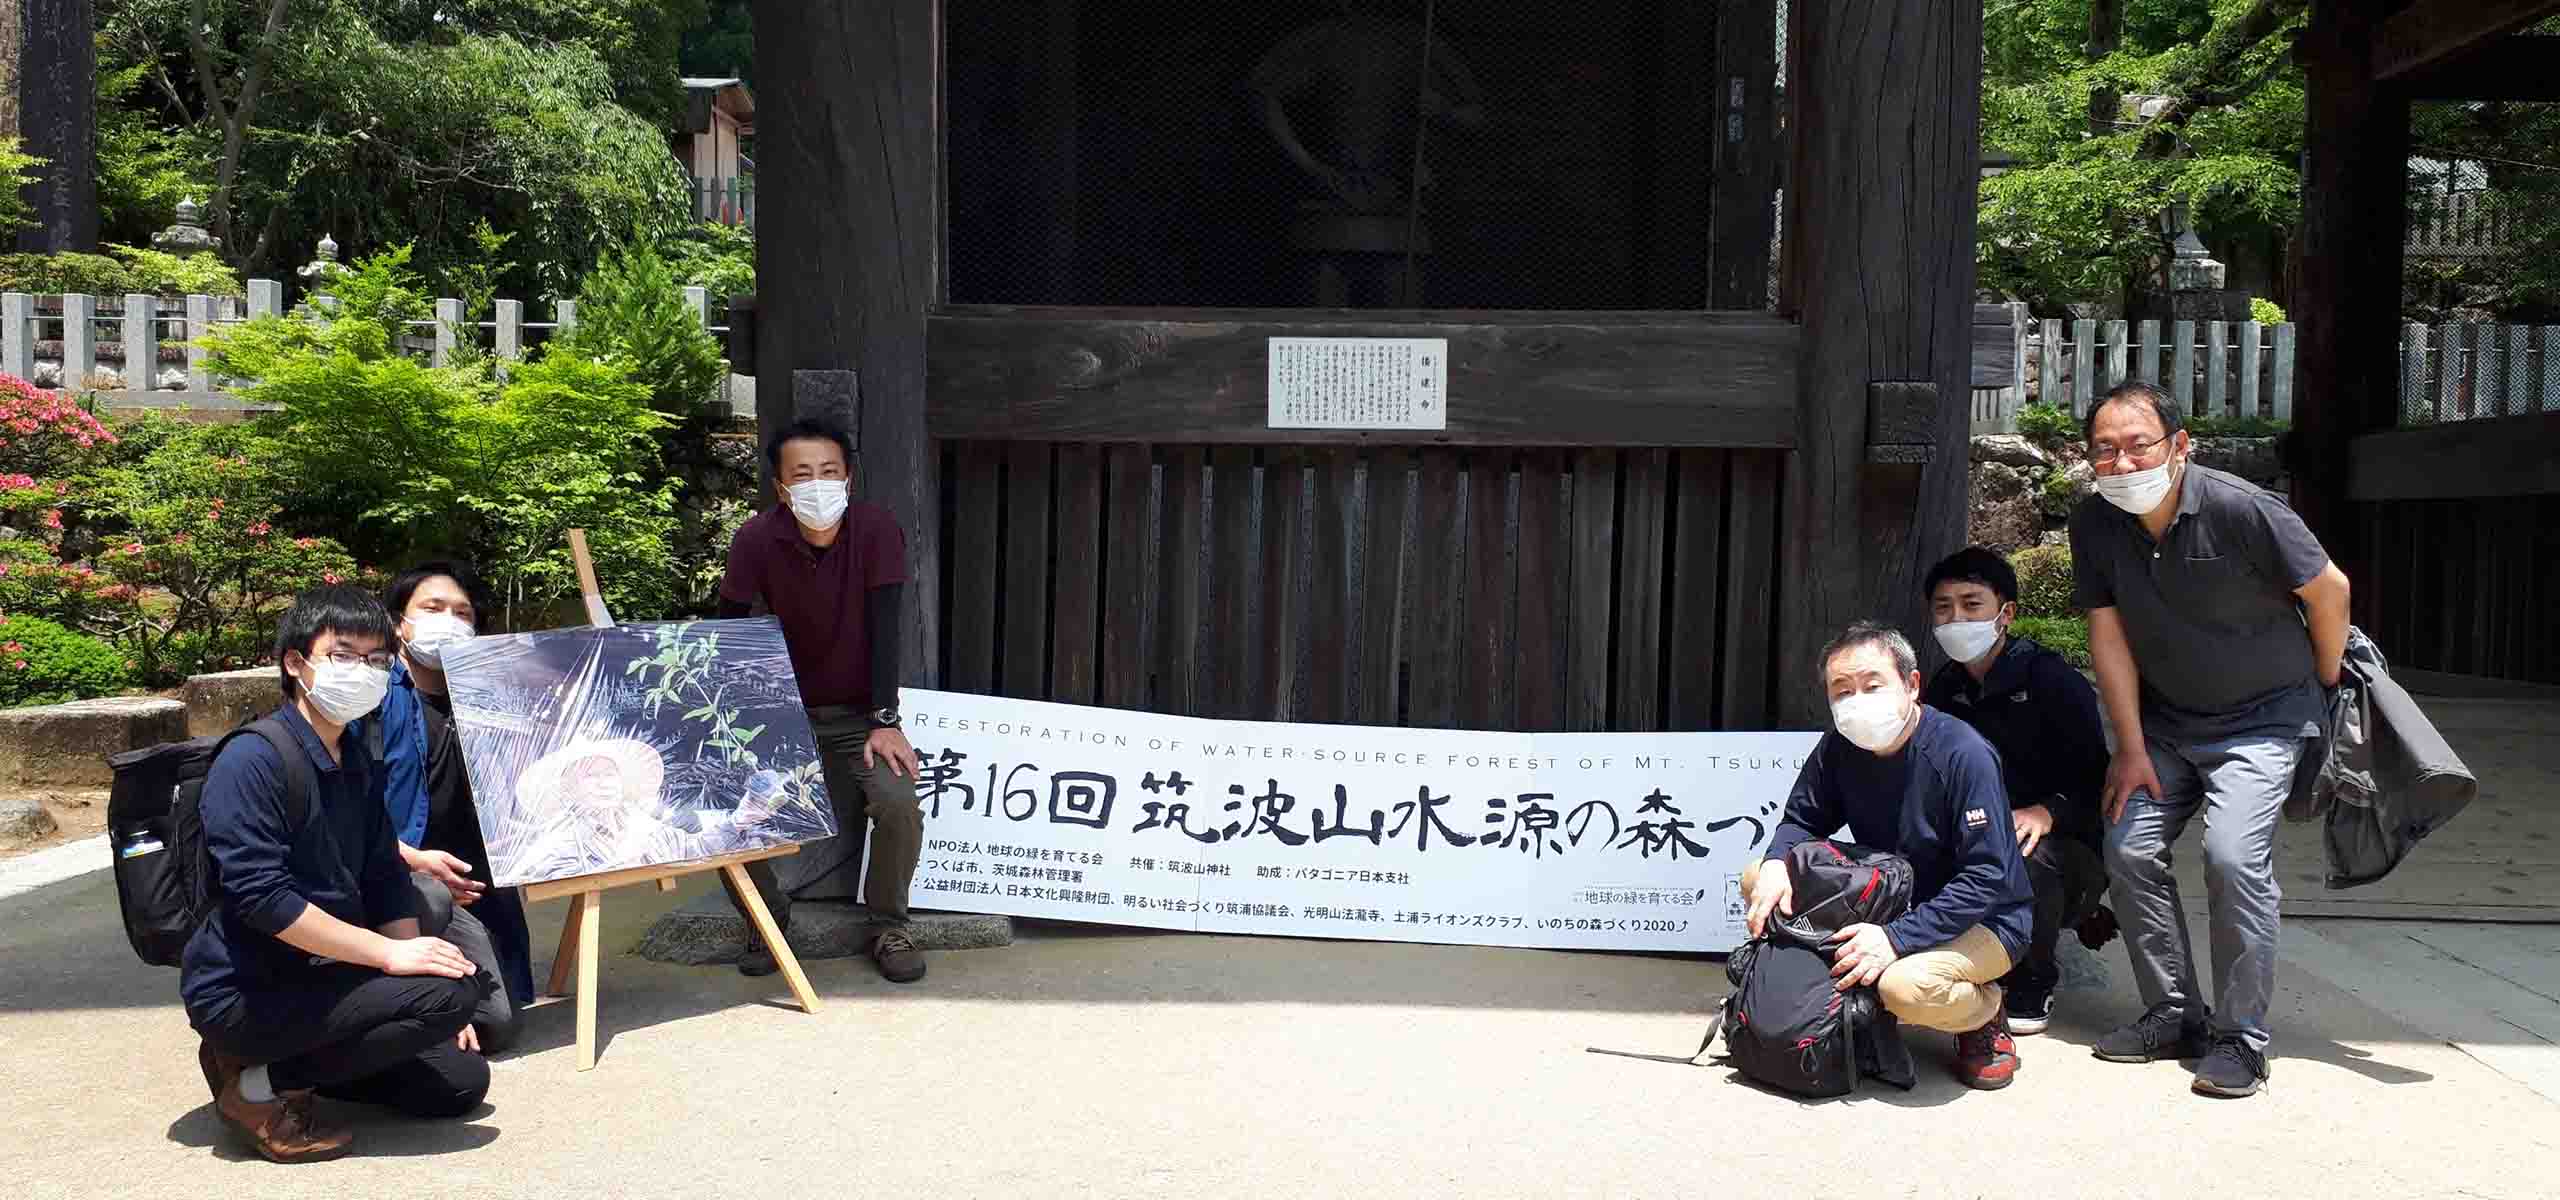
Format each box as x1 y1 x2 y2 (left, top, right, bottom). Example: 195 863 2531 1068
554 242 726 423
664 222 756 304
0 247 242 298
2183 412 2290 439
2012 615 2090 669
2011 544 2077 617
202 246 679 625
2250 297 2286 325
2037 468 2083 520
2015 401 2079 446
0 615 128 707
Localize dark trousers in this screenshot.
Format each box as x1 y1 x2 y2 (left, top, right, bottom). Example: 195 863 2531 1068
194 964 492 1119
2005 835 2109 996
409 873 524 1052
720 706 923 931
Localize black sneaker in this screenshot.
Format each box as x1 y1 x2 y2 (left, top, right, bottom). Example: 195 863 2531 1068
2092 1001 2209 1062
2007 987 2055 1036
737 942 780 977
2192 1034 2270 1097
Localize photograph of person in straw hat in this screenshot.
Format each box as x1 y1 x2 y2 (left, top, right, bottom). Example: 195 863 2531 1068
504 736 795 882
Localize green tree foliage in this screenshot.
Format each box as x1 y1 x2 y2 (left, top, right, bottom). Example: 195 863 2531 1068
1981 1 2309 313
664 221 757 303
0 138 41 237
553 242 726 423
97 1 694 293
2408 97 2560 323
94 62 213 247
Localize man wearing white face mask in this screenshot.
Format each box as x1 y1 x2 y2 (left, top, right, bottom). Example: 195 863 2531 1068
1744 622 2036 1090
2069 381 2351 1099
712 418 929 984
349 561 533 1049
182 586 495 1163
1918 547 2111 1036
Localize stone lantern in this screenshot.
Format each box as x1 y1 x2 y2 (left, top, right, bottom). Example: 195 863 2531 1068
151 199 223 257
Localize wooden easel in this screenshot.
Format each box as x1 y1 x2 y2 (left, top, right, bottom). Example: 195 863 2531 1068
524 531 821 1071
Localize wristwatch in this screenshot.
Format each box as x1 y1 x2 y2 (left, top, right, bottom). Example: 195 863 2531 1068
868 707 902 730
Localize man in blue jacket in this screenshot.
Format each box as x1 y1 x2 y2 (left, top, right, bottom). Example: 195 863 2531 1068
1744 621 2037 1090
182 587 493 1163
1920 547 2111 1035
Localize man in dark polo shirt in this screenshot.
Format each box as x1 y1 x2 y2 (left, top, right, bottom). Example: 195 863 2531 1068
2068 382 2351 1099
714 418 927 983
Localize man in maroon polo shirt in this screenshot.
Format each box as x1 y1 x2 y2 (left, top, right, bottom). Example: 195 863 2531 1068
713 418 928 983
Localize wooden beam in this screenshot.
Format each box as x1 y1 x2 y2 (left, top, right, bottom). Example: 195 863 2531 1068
1778 0 1982 726
1709 0 1781 310
927 309 1800 447
2349 413 2560 500
2401 35 2560 98
751 0 941 690
2293 0 2413 607
2374 0 2560 81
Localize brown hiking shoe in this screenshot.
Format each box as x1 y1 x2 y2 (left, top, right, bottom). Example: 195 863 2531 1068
1954 1006 2021 1091
196 1039 249 1102
871 928 926 984
216 1081 352 1164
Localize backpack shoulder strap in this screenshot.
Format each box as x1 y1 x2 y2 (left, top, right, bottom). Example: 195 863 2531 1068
238 718 317 834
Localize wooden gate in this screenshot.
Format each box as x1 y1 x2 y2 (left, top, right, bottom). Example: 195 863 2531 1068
927 308 1800 731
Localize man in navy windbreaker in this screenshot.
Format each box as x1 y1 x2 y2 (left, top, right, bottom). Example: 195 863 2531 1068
1742 621 2037 1091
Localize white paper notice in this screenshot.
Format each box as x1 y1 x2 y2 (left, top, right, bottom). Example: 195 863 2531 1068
878 690 1821 953
1266 336 1449 430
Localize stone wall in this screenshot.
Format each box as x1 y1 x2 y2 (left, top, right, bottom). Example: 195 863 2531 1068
1968 434 2283 554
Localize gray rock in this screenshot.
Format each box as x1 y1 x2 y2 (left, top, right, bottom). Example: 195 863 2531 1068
2190 436 2281 489
0 797 58 846
32 362 62 388
634 895 1013 966
157 368 189 390
1971 434 2050 470
1967 461 2042 554
0 697 187 787
2056 936 2113 993
184 667 281 739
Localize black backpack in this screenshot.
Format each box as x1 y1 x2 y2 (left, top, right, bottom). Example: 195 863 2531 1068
1589 839 1918 1099
106 719 314 967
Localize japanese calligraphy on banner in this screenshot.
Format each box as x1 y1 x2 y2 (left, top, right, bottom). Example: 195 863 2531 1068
1265 336 1448 430
877 690 1820 953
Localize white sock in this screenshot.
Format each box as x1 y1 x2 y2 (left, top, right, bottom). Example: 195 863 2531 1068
238 1064 275 1103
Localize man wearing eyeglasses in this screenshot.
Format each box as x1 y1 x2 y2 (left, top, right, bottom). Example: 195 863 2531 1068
2066 381 2351 1099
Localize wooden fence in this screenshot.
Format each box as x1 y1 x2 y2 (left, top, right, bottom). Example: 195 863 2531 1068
2406 190 2515 261
1970 317 2301 435
0 282 744 414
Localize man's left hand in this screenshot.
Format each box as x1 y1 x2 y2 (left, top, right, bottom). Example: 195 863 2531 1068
1826 923 1899 992
864 726 921 779
2014 804 2054 858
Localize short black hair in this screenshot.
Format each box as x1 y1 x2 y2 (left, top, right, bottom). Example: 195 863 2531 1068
275 585 397 699
764 417 855 474
2084 380 2185 444
384 560 497 633
1923 546 2018 605
1817 620 1919 684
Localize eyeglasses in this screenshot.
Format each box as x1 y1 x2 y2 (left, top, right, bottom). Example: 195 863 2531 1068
2091 434 2174 467
309 650 395 670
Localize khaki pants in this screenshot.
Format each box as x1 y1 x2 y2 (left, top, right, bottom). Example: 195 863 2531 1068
721 705 923 929
1740 863 2013 1033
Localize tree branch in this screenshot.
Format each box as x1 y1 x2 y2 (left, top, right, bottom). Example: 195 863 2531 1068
2135 0 2311 159
202 0 295 254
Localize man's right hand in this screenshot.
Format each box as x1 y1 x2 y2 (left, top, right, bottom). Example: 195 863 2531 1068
2103 750 2164 826
413 848 486 906
1744 859 1793 939
381 936 474 979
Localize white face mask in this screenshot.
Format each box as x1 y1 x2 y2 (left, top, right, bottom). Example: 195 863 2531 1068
401 612 475 669
302 658 391 725
2096 457 2176 515
1831 688 1914 753
787 479 849 530
1934 618 2003 664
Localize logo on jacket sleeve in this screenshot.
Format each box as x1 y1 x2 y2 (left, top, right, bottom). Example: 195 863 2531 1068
1965 808 1989 829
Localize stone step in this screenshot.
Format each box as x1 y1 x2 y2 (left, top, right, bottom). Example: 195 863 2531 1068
183 667 277 739
634 893 1012 966
0 697 186 787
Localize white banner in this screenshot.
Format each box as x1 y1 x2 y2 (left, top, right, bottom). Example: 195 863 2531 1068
883 690 1819 953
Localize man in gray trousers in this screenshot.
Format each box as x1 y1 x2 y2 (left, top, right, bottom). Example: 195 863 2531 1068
2068 382 2352 1098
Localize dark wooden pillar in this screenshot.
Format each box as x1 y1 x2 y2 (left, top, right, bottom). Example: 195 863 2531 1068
1775 0 1982 726
751 0 941 689
1708 0 1780 311
11 0 97 252
2292 0 2410 622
